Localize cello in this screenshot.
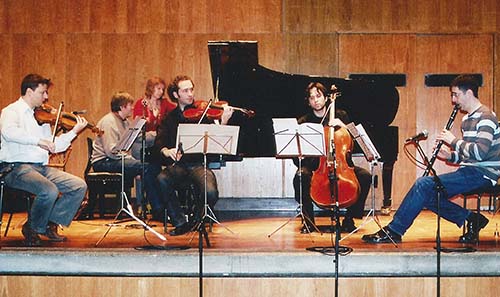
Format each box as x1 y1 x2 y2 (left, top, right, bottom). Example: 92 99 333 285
310 86 360 208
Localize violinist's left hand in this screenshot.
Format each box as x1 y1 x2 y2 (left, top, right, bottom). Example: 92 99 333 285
435 129 456 145
220 106 234 125
71 116 88 134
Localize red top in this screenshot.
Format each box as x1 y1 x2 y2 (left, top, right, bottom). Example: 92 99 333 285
133 97 177 131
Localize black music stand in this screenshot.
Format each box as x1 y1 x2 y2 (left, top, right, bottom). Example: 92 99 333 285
95 118 166 246
176 123 239 297
268 118 325 239
340 123 398 246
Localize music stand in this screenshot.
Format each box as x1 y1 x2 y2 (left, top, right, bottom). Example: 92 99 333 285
95 118 166 246
177 123 239 297
268 118 325 239
340 123 398 246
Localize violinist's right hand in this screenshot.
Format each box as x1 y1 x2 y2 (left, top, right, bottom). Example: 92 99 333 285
38 139 55 153
161 147 182 162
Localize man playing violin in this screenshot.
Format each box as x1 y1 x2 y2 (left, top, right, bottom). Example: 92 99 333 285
294 82 371 234
363 75 499 244
153 75 233 236
0 73 88 246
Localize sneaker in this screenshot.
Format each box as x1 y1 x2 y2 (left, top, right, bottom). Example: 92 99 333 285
21 223 42 247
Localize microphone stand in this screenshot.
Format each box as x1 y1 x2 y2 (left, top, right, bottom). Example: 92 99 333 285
413 140 445 297
140 99 148 220
306 127 351 297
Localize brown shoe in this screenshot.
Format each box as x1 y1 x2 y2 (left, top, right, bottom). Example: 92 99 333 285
42 222 67 242
21 223 42 247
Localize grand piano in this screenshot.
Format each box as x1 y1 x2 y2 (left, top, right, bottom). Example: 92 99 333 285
208 41 399 209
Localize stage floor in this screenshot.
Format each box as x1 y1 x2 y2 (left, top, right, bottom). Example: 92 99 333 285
1 210 499 277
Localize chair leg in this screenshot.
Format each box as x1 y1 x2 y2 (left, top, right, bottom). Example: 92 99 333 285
4 213 13 237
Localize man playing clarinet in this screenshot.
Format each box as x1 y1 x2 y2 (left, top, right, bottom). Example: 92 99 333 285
363 75 500 244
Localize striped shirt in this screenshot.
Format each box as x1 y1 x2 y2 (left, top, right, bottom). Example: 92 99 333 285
449 105 500 183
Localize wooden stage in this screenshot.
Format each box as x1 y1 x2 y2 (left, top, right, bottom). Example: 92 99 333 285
1 210 499 297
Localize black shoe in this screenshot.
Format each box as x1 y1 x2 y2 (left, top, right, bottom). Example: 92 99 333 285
362 226 402 244
340 217 357 233
151 209 166 222
41 222 67 242
21 223 42 247
458 212 489 244
169 222 191 236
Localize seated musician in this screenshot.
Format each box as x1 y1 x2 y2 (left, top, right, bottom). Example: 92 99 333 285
153 75 233 236
294 82 371 233
91 92 163 220
131 76 176 218
0 74 88 246
363 75 498 244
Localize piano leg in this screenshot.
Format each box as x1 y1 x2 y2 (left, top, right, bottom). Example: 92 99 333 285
381 161 395 215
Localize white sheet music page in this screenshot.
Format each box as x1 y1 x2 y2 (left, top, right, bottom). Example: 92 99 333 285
272 118 325 157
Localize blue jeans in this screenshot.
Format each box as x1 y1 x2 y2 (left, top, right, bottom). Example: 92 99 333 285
4 163 87 234
92 158 163 211
388 166 492 236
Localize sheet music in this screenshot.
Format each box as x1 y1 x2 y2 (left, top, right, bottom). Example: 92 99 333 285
272 118 325 157
177 124 239 155
113 118 147 152
346 122 381 162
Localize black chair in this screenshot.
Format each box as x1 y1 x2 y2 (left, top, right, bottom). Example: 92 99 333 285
460 184 500 242
79 138 134 219
0 166 34 239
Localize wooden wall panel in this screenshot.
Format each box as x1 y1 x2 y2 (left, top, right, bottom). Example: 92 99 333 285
284 0 499 34
338 34 416 207
64 34 103 176
1 276 500 297
0 35 13 105
283 33 338 76
414 35 494 177
496 34 500 113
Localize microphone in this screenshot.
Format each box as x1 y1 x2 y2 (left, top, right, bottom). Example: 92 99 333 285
405 130 428 143
72 110 87 115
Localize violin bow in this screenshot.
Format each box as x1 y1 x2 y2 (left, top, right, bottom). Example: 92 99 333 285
51 102 64 142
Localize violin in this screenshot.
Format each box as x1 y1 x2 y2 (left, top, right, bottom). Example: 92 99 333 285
183 100 255 122
34 103 103 136
310 87 360 208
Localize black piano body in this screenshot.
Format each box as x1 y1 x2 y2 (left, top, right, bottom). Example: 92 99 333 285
208 41 399 208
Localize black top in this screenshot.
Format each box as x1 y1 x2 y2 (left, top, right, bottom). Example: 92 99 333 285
153 104 215 166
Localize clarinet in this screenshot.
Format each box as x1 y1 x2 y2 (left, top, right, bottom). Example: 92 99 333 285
423 104 460 177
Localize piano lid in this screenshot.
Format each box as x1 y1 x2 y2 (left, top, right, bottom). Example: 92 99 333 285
208 41 400 158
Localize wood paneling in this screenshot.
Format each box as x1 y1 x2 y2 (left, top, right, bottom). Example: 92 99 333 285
0 34 13 102
1 276 499 297
0 1 498 207
284 0 499 33
338 34 417 207
415 35 494 176
1 0 282 34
